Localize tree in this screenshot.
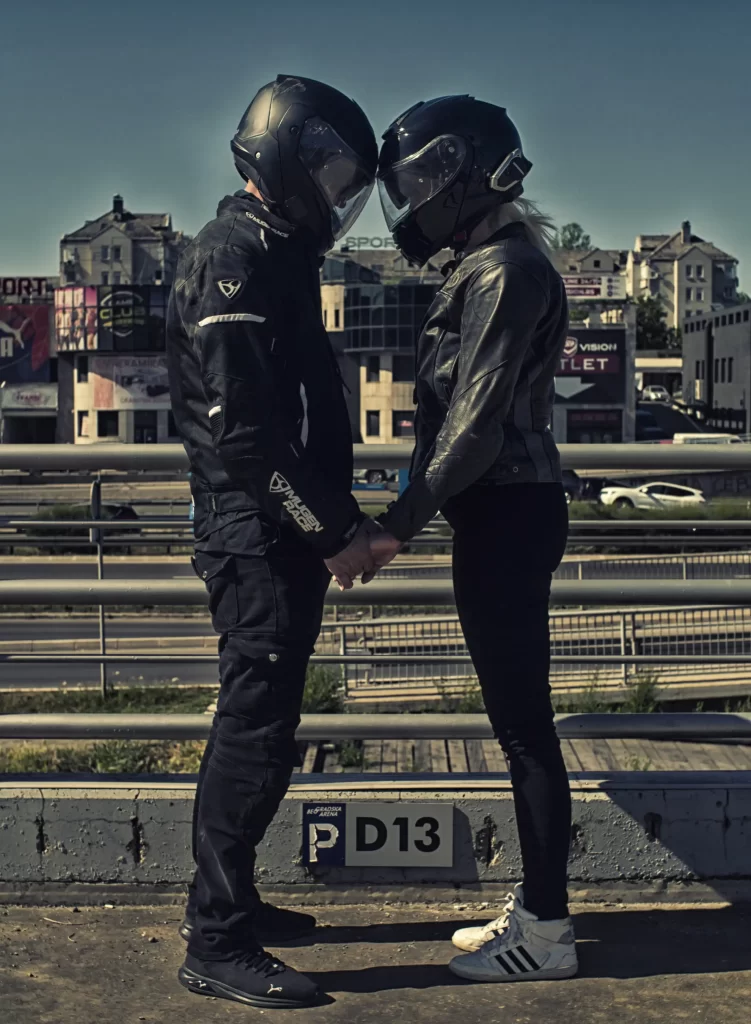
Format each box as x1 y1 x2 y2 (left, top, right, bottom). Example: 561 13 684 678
552 222 592 251
737 290 750 304
635 296 682 351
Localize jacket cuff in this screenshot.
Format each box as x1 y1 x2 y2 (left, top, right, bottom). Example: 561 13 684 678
319 510 367 559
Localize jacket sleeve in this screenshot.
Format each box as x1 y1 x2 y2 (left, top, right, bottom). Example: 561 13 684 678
379 261 548 541
192 244 363 557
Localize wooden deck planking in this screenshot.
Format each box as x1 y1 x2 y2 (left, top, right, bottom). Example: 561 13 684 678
429 739 450 772
361 740 383 773
446 740 470 773
413 739 432 773
465 740 487 774
300 743 320 774
481 739 508 772
381 739 398 774
396 740 414 774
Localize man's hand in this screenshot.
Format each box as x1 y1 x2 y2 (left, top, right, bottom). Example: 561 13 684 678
324 518 381 591
361 530 403 584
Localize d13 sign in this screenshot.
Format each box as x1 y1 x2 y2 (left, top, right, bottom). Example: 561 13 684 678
303 802 454 868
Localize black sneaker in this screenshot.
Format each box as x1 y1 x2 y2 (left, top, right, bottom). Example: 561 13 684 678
178 902 317 944
178 949 319 1009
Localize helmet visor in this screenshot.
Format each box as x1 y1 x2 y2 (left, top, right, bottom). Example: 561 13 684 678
378 135 467 230
299 117 375 241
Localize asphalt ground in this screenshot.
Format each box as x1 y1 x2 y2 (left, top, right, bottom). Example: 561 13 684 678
1 901 749 1023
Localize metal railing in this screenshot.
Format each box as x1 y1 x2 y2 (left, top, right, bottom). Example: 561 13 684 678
2 443 751 743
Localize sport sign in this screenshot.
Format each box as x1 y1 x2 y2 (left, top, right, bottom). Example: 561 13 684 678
303 802 453 868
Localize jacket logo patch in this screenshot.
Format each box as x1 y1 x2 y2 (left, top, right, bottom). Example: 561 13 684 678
217 278 243 300
269 472 324 533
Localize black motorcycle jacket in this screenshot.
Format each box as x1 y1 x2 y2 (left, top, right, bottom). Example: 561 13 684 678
167 191 363 558
380 222 568 542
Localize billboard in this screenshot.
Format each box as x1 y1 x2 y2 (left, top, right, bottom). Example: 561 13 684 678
562 274 627 301
0 305 51 384
1 277 54 302
55 286 168 352
555 328 627 405
91 355 170 410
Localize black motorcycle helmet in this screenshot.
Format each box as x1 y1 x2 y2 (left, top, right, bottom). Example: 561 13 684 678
377 95 532 265
232 75 377 255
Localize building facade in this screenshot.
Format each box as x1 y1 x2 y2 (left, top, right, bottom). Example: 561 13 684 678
682 301 751 432
626 221 739 329
60 195 189 288
55 195 188 444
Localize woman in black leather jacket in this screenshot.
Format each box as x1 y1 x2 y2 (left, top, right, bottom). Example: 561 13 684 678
377 95 577 984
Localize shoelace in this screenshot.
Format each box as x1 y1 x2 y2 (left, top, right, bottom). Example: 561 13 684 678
481 891 519 942
235 949 286 978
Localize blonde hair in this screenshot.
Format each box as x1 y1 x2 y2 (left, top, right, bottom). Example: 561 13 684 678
468 198 556 259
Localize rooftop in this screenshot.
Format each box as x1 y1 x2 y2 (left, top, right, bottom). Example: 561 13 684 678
61 195 182 244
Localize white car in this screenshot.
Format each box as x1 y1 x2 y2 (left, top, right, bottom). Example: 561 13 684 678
641 385 671 402
599 481 706 510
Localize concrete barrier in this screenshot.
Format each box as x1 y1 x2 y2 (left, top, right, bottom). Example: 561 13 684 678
1 773 750 902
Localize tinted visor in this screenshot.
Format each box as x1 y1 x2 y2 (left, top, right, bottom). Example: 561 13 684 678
299 117 375 240
378 135 467 230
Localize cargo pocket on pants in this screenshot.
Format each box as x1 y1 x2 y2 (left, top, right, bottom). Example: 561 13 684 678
193 551 239 633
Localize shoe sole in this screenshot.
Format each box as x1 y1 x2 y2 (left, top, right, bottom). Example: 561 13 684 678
449 961 578 983
177 965 318 1009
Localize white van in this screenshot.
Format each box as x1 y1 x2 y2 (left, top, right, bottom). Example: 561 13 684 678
672 433 741 444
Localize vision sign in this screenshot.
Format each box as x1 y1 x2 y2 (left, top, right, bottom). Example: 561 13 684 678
555 329 626 405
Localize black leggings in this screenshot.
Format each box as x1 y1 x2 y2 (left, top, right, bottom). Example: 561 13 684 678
442 482 571 920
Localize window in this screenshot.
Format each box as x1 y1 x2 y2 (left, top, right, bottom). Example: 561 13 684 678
322 308 327 327
568 264 577 271
77 411 88 438
112 246 121 261
392 355 414 382
97 411 119 438
697 266 706 280
113 272 121 285
167 411 178 438
695 360 701 379
593 260 601 269
721 358 727 383
685 287 692 301
736 312 742 324
365 410 380 437
101 246 109 261
744 310 750 322
134 410 158 444
696 288 704 302
725 287 734 298
714 358 719 382
101 272 109 285
392 410 415 438
729 358 734 383
366 355 380 383
334 308 341 328
721 315 727 326
77 356 88 383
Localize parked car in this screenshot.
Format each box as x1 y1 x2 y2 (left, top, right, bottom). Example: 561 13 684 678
561 469 583 504
353 468 398 486
641 385 671 403
635 409 670 442
599 482 705 511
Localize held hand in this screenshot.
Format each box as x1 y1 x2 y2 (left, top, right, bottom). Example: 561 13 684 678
324 518 381 591
361 530 403 585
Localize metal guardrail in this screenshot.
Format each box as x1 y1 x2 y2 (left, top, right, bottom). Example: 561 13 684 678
3 577 751 606
2 441 751 471
1 712 750 741
3 443 751 744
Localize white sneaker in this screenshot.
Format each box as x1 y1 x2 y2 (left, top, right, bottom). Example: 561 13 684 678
449 886 577 983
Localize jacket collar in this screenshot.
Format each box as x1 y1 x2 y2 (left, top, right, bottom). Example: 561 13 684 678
217 191 297 240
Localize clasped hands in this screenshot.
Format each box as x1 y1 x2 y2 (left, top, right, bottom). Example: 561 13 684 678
324 518 402 591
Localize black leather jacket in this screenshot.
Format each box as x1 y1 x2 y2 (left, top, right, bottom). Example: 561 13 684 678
167 191 362 557
380 222 568 542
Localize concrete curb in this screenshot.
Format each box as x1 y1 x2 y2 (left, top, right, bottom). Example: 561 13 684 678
1 773 750 899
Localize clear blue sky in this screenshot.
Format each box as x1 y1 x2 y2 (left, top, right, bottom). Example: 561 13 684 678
2 0 750 287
